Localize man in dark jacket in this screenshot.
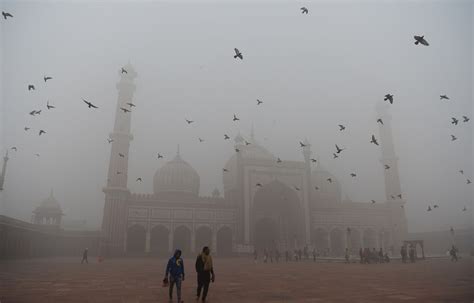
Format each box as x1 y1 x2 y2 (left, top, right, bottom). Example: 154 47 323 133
81 248 88 264
195 246 215 302
164 249 185 303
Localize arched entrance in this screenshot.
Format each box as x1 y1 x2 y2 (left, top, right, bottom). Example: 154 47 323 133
195 226 212 253
312 228 328 251
216 226 233 256
173 226 191 255
363 228 376 249
127 224 146 253
150 225 169 256
330 228 344 256
252 180 304 251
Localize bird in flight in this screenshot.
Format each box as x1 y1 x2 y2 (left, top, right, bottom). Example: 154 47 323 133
256 183 263 187
391 195 396 200
467 179 472 184
2 11 13 19
451 135 457 141
119 153 125 157
117 171 122 175
257 99 263 105
46 101 55 110
433 204 439 208
44 76 52 82
451 117 459 125
463 116 470 122
397 194 402 199
459 170 464 175
35 110 42 115
29 110 37 116
414 35 429 46
427 205 432 211
350 173 357 177
384 94 394 104
39 130 46 136
224 134 230 140
235 148 240 153
300 7 309 14
35 153 40 157
462 206 467 212
370 135 379 145
107 139 114 143
338 124 346 131
371 200 376 204
310 158 317 163
11 147 17 152
24 127 30 131
327 178 332 183
198 138 204 143
121 67 128 74
377 118 384 125
440 95 449 100
82 98 98 109
245 140 251 146
335 144 345 154
136 177 142 182
277 157 282 163
185 119 194 124
120 107 131 113
223 168 229 172
385 164 390 170
314 186 319 190
299 141 307 147
233 48 243 60
333 153 339 159
28 85 35 91
157 153 164 159
294 186 300 191
126 102 136 108
233 114 240 122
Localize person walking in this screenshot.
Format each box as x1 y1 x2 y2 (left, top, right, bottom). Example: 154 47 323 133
81 248 88 264
195 246 215 303
164 249 185 303
449 245 458 262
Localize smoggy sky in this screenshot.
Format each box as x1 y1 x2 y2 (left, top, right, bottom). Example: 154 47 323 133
0 0 472 233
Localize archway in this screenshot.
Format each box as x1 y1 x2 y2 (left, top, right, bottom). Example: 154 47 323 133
195 226 212 253
127 224 146 253
330 228 344 256
252 180 304 251
312 228 328 251
216 226 233 256
363 228 376 249
173 226 191 256
150 225 169 256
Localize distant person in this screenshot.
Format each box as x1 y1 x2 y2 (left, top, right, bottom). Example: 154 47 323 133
359 248 364 264
344 248 350 263
378 248 384 263
400 246 407 263
195 246 215 303
312 248 317 262
384 252 390 263
303 245 309 260
298 249 303 261
81 248 88 264
269 249 274 263
371 248 378 263
449 245 458 262
285 250 290 262
164 249 185 303
409 245 416 263
263 248 268 263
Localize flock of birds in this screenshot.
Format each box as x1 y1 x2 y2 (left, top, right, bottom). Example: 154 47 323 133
1 8 471 215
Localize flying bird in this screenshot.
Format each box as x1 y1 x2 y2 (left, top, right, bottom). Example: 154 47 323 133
350 173 356 177
46 100 55 110
467 179 472 184
459 170 464 175
223 168 229 172
245 140 251 146
370 135 379 145
198 138 204 142
338 124 346 131
299 141 307 147
29 110 37 116
462 116 470 122
185 119 194 124
385 164 390 170
384 94 394 104
136 178 142 182
300 7 309 14
117 171 122 175
126 102 136 108
120 107 131 113
119 153 125 157
35 153 40 157
157 153 164 159
440 95 449 100
294 186 300 191
235 148 240 153
224 134 230 140
2 11 13 19
277 157 282 163
39 130 46 136
414 35 429 46
43 76 52 82
233 114 239 122
427 205 432 211
256 183 263 187
11 147 17 151
314 186 319 190
377 118 384 125
233 48 243 60
310 158 317 163
107 139 114 143
371 200 376 204
451 117 459 125
256 99 263 105
121 67 128 74
28 85 35 91
24 127 30 131
333 153 339 159
35 110 41 115
462 206 467 212
391 195 396 199
82 99 98 109
335 144 345 154
451 135 457 141
433 204 439 208
397 194 402 199
327 178 332 183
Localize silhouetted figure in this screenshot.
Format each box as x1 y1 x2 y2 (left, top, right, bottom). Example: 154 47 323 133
303 245 309 260
400 246 407 263
409 245 416 263
378 248 384 263
165 249 185 303
195 246 215 302
269 249 274 263
384 253 390 263
359 248 364 264
312 248 317 262
344 248 350 263
372 248 378 263
81 248 88 264
298 249 303 261
253 249 258 264
263 248 268 263
285 250 290 262
449 245 458 262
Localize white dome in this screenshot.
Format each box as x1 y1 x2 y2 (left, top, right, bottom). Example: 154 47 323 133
153 152 200 196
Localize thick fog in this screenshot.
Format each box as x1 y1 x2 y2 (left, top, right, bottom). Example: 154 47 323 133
0 0 472 233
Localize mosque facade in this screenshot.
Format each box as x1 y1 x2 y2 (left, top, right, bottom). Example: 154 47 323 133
101 65 407 257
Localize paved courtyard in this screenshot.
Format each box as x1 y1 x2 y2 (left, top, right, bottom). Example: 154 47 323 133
0 256 472 303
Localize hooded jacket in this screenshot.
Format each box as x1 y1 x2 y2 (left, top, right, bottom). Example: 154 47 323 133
165 249 185 279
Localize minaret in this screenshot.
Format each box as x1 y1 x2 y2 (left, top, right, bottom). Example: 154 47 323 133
0 151 9 191
376 102 402 201
301 138 312 245
101 63 137 257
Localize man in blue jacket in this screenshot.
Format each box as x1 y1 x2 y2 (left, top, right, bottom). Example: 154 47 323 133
164 249 185 303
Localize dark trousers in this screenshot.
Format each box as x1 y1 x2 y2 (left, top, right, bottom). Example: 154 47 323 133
81 257 88 264
197 272 210 300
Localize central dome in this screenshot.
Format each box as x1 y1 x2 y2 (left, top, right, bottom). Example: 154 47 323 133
153 150 200 196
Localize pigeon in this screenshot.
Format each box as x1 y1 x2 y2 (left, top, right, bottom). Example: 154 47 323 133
459 170 464 175
427 205 432 211
2 11 13 19
451 135 457 141
335 144 345 154
24 127 30 131
34 153 40 157
440 95 449 100
310 158 317 163
107 139 114 143
257 99 263 105
299 141 307 147
198 138 204 143
46 100 55 110
338 124 346 131
136 177 142 182
43 76 52 82
451 117 459 125
391 195 395 199
185 119 194 124
235 148 240 153
224 134 230 140
463 116 470 122
397 194 402 199
223 168 229 172
327 178 332 183
82 98 98 109
277 157 282 163
370 135 379 145
377 118 384 125
371 200 376 204
35 110 41 115
467 179 472 184
385 164 390 170
11 147 17 151
462 206 467 211
433 204 439 208
157 153 164 159
39 130 46 136
28 85 35 91
120 107 131 113
126 102 136 108
333 153 339 159
29 110 37 116
233 48 243 60
314 186 319 190
233 114 240 122
350 173 356 177
121 67 128 74
384 94 394 104
294 186 300 191
245 140 251 146
414 35 429 46
256 183 263 187
117 171 122 175
300 7 308 14
119 153 125 157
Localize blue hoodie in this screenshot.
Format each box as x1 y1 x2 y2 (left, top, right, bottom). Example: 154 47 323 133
165 249 185 279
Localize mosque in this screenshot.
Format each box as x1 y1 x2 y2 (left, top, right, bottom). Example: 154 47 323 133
100 64 408 257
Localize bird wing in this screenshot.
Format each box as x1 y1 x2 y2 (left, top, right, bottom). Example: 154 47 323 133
234 48 239 55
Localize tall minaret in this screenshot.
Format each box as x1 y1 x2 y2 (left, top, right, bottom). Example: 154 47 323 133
376 101 402 201
101 63 137 257
0 151 9 191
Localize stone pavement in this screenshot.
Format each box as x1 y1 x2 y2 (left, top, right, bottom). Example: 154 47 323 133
0 257 472 302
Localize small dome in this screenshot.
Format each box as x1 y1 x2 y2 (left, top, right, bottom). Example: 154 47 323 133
153 150 200 196
39 190 62 210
